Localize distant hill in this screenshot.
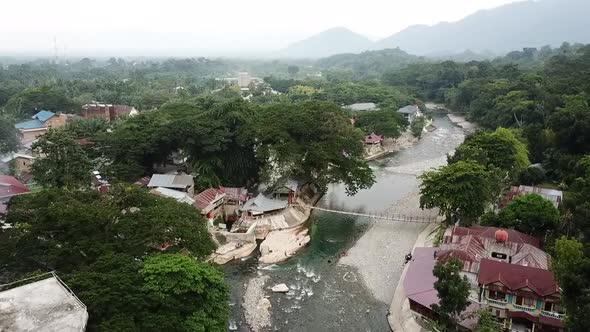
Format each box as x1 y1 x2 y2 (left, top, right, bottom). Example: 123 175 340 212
374 0 590 55
317 48 422 74
281 27 373 58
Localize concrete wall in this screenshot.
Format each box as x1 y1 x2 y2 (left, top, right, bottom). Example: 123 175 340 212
224 231 256 243
45 114 68 129
19 128 47 142
14 157 33 174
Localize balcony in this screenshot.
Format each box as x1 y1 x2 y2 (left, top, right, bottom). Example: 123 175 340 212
486 298 507 307
513 304 536 313
541 311 564 320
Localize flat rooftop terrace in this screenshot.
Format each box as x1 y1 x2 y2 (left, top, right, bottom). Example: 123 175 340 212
0 274 88 332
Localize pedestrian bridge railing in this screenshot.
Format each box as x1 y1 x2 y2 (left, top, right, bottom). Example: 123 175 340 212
298 205 441 223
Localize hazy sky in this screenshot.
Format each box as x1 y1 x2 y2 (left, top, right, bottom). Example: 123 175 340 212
0 0 523 55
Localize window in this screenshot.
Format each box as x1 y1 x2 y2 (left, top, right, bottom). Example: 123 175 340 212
515 296 523 305
491 252 508 260
523 297 534 307
489 290 506 301
544 302 552 311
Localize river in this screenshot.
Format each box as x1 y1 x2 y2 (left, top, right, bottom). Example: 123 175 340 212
224 114 466 332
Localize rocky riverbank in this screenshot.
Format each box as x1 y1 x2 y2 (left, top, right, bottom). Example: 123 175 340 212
365 130 419 161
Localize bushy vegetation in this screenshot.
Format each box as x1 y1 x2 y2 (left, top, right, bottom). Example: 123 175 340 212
0 187 224 331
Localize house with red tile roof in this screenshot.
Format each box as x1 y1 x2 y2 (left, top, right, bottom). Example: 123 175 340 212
447 225 540 247
478 259 563 331
363 133 384 145
219 186 248 205
501 185 563 209
404 226 563 331
193 188 226 218
437 226 549 286
404 247 482 330
0 175 29 198
0 176 29 225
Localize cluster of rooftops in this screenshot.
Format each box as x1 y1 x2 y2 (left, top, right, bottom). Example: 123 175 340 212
405 225 563 331
141 173 298 222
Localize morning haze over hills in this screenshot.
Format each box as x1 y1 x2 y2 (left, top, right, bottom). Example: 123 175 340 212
284 0 590 58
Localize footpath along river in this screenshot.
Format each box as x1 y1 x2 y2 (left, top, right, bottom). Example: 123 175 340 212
223 114 466 332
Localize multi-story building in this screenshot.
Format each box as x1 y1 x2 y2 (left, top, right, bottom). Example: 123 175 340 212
405 226 564 332
437 226 550 286
479 259 564 332
81 103 138 122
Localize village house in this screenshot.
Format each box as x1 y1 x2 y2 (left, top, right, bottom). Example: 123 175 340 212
397 105 422 123
436 226 549 285
364 132 384 146
219 186 248 205
478 259 563 332
404 226 563 332
270 178 301 205
0 175 29 225
404 247 482 331
149 186 195 205
14 110 70 142
503 185 563 208
147 173 195 195
239 193 288 221
81 102 138 122
90 170 110 193
344 102 379 112
0 153 34 176
193 188 226 219
0 273 88 332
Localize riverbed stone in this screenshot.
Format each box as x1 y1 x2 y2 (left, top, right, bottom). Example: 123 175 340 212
271 283 289 293
257 297 271 309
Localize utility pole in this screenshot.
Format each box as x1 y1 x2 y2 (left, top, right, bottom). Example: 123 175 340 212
53 36 59 65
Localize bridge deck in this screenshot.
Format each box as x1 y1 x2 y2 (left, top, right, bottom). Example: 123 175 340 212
302 205 440 223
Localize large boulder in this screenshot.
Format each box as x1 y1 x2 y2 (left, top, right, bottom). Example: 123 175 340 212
271 283 289 293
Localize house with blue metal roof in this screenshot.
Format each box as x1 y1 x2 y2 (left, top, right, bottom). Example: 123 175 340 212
32 110 56 122
14 111 66 142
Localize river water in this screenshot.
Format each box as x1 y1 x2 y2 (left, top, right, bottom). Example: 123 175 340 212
224 114 466 332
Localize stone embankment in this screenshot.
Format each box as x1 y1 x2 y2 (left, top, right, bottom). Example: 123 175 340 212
365 131 420 161
210 191 321 265
447 114 477 132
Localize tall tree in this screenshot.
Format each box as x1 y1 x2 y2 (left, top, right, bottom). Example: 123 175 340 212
4 85 77 117
494 193 559 236
354 110 408 138
432 257 471 326
254 101 375 195
0 187 221 331
549 94 590 154
0 116 19 154
450 128 529 177
140 254 229 331
287 65 300 76
419 161 492 225
552 237 590 331
31 129 92 188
